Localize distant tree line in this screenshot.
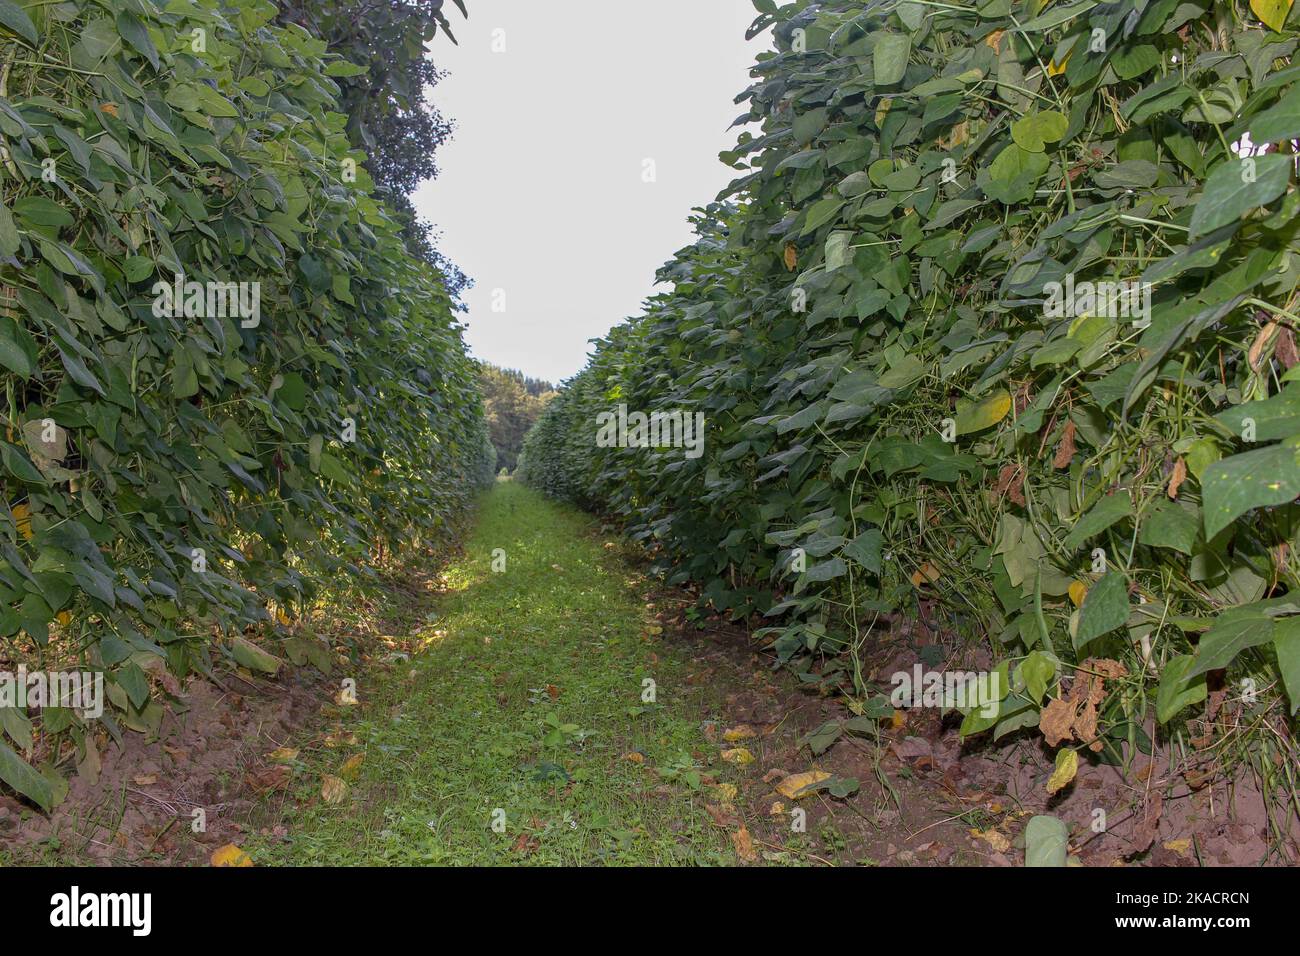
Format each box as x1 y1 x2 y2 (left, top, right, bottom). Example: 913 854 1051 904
479 364 556 472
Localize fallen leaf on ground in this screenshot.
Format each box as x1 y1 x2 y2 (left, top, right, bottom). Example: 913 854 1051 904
267 747 299 762
705 803 739 827
211 844 253 867
512 832 540 855
892 736 932 761
972 828 1011 853
775 770 830 799
1129 791 1164 856
133 774 158 786
732 825 758 862
722 724 756 742
247 765 291 793
321 774 348 805
622 751 645 764
711 783 738 801
721 747 755 765
339 754 364 779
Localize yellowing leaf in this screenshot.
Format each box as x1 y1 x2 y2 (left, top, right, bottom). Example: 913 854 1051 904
210 844 253 867
775 770 830 799
722 724 756 742
622 751 645 763
1251 0 1294 31
1047 748 1079 794
339 753 364 779
1068 581 1088 608
55 611 72 626
1163 838 1193 855
321 774 348 804
911 563 941 587
955 389 1012 435
941 120 969 148
267 747 299 762
721 747 755 765
12 503 32 540
972 827 1011 852
984 29 1005 53
712 782 738 800
1047 48 1073 76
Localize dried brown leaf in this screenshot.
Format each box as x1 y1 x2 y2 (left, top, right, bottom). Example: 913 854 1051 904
1167 458 1187 499
1052 420 1077 469
732 824 758 862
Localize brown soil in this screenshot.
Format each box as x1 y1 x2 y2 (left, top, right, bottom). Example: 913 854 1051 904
658 594 1300 867
0 563 441 866
3 532 1295 867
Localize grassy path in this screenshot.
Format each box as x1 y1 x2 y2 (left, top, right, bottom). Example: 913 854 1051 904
252 480 739 865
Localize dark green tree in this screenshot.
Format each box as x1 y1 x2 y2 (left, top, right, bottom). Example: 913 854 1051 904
276 0 471 298
480 364 556 472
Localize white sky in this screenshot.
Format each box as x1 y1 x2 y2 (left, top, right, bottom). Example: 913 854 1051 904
412 0 764 386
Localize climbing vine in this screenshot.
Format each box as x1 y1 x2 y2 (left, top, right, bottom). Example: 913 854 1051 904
0 0 492 809
522 0 1300 797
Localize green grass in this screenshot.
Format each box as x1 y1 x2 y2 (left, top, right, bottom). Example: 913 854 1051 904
249 480 738 865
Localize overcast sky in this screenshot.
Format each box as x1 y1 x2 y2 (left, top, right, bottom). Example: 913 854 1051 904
412 0 763 386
